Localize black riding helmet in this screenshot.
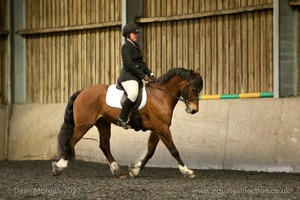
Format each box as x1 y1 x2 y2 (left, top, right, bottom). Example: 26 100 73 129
122 23 141 37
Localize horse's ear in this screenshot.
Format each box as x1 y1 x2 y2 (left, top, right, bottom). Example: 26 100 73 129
189 69 195 77
195 68 200 74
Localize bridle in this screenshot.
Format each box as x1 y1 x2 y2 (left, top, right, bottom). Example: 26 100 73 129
181 82 200 103
149 81 200 104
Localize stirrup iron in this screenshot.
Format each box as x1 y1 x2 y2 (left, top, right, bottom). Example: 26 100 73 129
117 117 130 129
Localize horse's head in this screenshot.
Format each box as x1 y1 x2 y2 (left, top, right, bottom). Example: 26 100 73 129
179 69 203 114
156 68 203 114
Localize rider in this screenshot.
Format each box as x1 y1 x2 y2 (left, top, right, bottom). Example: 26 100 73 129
117 23 155 129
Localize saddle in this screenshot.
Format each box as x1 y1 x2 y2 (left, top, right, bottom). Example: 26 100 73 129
106 82 147 111
105 82 147 131
116 82 145 112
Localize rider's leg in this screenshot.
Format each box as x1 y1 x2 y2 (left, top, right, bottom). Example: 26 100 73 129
117 98 134 129
117 80 139 129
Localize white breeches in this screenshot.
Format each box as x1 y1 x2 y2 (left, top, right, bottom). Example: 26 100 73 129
121 80 139 102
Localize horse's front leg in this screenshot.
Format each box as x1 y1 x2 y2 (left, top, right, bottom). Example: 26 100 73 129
159 126 195 178
129 131 160 177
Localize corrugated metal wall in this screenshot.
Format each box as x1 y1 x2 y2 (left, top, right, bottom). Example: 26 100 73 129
23 0 121 103
0 0 8 104
139 0 273 95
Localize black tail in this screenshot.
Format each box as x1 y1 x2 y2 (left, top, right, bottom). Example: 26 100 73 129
58 91 81 159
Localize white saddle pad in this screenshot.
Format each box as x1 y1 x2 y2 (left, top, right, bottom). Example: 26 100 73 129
106 84 147 110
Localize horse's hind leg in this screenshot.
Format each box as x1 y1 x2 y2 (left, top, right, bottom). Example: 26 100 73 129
95 119 127 179
129 131 160 177
52 124 92 175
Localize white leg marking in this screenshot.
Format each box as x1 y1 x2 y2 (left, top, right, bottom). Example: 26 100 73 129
110 161 119 174
129 161 141 177
56 158 69 168
179 165 195 178
52 158 69 175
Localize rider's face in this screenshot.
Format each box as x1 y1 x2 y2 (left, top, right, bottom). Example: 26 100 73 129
129 32 138 42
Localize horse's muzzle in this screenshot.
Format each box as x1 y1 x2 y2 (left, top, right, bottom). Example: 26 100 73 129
185 104 198 114
190 109 197 114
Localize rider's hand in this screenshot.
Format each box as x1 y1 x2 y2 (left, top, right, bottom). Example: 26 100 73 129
144 75 150 82
150 75 156 82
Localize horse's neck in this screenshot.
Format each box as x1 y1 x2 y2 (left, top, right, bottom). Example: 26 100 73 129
158 77 183 106
163 78 181 96
165 76 183 93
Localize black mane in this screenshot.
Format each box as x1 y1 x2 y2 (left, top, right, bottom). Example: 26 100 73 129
158 68 203 90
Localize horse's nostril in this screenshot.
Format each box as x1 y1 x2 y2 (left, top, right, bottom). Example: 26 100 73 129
191 110 197 114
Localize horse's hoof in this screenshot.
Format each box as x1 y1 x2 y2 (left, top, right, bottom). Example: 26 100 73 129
52 162 64 176
109 161 126 179
129 161 141 178
188 173 196 179
129 170 137 178
179 165 196 179
118 174 127 179
114 170 127 180
129 168 140 178
114 172 127 179
113 168 127 179
182 172 195 178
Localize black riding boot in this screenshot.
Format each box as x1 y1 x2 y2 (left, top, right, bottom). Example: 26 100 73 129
117 98 134 129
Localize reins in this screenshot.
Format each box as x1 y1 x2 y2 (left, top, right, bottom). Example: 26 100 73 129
149 82 199 103
149 83 185 103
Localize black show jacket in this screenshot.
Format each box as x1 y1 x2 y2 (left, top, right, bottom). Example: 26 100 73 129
118 40 152 82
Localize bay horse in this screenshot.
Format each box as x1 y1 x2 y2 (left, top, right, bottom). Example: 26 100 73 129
52 68 203 178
